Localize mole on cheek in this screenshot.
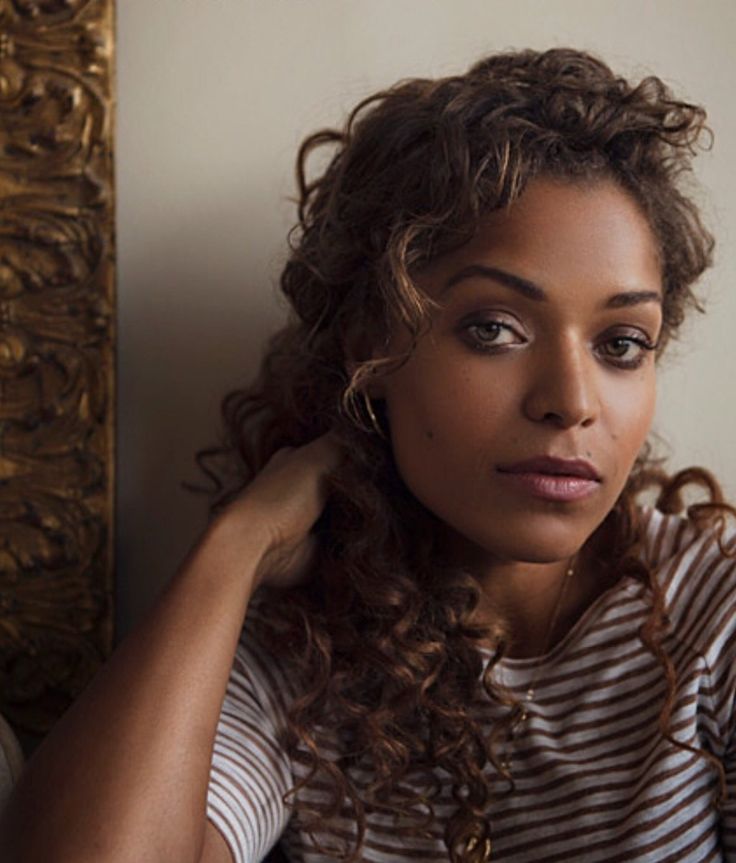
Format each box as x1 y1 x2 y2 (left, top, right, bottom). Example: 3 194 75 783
425 429 435 440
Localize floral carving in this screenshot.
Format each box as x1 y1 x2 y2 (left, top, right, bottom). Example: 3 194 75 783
0 0 114 740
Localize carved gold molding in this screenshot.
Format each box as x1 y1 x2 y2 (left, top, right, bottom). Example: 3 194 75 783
0 0 115 742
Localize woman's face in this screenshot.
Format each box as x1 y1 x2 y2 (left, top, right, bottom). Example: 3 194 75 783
374 177 663 567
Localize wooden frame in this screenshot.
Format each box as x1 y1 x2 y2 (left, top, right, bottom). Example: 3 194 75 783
0 0 115 749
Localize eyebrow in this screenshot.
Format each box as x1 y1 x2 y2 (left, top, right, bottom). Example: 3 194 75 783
443 264 662 308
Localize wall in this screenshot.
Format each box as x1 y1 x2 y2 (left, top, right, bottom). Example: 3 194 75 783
116 0 736 638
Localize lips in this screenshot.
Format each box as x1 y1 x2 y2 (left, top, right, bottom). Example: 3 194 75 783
495 457 601 503
497 456 602 482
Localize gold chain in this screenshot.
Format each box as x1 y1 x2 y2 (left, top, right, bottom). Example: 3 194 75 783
519 558 575 721
475 558 577 860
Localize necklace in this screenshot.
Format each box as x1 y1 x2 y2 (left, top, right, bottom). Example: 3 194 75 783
463 559 577 863
518 557 576 722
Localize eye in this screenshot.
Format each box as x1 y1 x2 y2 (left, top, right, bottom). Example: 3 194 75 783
463 319 525 352
598 332 657 369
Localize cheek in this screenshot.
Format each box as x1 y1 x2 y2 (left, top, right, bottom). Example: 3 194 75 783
383 361 514 484
604 371 656 459
385 360 489 442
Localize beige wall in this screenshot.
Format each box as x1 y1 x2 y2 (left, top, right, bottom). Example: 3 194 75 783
116 0 736 637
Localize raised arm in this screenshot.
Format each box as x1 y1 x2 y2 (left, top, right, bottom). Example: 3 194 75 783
0 434 342 863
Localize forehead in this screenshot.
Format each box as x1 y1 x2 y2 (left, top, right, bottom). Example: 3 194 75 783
422 177 663 300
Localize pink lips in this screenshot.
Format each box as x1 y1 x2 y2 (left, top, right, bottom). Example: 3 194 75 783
496 456 602 502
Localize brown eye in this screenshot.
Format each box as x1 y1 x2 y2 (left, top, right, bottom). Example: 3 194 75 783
463 320 524 352
598 334 656 369
471 322 504 342
606 338 637 357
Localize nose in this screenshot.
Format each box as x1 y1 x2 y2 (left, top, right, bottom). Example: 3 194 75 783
522 333 598 429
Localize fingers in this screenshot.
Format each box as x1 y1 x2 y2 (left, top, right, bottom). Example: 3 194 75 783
268 432 344 476
297 432 344 468
217 432 346 590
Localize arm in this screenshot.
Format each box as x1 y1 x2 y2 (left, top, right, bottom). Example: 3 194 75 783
201 821 238 863
0 435 341 863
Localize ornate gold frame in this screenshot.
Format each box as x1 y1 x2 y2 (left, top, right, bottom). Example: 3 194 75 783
0 0 115 747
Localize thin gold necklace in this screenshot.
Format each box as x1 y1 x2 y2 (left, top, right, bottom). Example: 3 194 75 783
469 559 577 863
519 557 576 722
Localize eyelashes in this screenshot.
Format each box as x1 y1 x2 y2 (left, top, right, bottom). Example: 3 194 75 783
464 321 522 349
461 319 659 370
596 335 659 369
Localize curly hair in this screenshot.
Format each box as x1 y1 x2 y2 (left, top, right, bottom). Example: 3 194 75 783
193 47 735 861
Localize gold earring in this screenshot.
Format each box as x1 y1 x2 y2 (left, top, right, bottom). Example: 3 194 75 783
362 392 386 439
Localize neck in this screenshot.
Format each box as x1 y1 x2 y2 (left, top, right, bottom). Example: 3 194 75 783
477 558 575 658
442 526 614 659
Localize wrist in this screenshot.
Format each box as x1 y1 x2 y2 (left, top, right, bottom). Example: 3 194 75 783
193 502 274 591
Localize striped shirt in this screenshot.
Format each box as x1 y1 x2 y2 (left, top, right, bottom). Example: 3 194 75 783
206 506 736 861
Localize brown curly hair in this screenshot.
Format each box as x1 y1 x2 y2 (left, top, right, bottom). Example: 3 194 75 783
193 47 735 861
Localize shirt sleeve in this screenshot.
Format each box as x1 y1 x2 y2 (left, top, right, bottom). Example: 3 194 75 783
721 747 736 860
657 510 736 859
699 530 736 860
718 675 736 862
206 631 293 863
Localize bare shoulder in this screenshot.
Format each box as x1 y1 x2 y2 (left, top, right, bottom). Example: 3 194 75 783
199 820 235 863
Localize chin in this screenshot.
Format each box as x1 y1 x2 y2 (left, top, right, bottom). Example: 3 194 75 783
443 512 606 567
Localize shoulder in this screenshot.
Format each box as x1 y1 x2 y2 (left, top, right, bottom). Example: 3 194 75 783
225 596 303 726
639 505 736 661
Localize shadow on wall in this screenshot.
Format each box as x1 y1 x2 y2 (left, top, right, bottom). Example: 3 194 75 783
117 192 289 640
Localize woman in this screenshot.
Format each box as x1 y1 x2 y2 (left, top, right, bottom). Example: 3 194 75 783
3 47 735 863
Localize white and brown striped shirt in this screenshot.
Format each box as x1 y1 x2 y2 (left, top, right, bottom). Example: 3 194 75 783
206 507 736 861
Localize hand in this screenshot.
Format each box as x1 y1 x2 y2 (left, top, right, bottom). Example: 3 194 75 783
214 433 344 590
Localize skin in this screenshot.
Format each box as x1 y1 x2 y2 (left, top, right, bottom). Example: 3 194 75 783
0 179 665 861
371 177 664 656
0 433 343 863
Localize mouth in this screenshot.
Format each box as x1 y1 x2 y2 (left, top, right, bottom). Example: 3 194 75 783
496 456 602 502
497 456 601 481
